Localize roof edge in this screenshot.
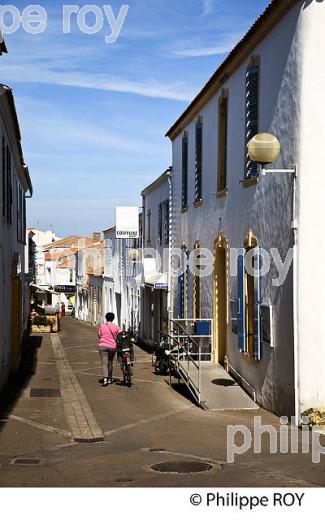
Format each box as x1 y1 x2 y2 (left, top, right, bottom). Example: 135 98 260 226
141 167 172 197
166 0 299 140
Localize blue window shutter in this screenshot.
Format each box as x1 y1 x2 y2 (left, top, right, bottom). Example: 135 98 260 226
177 274 183 318
237 248 246 352
182 136 188 209
195 122 203 202
245 66 259 179
254 247 262 360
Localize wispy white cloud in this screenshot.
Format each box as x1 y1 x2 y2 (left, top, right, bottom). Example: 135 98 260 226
171 31 241 58
202 0 218 16
173 44 231 58
4 62 194 102
15 95 166 157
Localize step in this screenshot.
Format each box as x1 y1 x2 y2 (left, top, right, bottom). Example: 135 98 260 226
178 361 259 411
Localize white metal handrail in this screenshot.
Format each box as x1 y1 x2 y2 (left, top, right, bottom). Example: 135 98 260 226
168 319 202 405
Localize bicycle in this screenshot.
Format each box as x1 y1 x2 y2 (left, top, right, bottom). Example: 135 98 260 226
116 331 135 387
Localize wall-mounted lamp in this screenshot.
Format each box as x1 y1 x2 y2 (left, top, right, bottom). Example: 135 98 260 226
128 249 139 262
247 133 296 177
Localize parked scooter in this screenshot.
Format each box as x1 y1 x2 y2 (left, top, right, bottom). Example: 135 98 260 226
153 335 173 375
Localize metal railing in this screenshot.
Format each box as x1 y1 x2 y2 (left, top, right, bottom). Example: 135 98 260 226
168 318 213 406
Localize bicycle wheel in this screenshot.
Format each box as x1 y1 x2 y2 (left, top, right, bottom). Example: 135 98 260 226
126 365 132 387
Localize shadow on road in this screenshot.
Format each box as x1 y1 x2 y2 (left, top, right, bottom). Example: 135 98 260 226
0 335 42 431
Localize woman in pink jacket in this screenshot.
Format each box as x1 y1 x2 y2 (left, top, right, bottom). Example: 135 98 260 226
98 313 121 386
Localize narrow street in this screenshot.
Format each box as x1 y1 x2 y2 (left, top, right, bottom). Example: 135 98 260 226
0 318 324 488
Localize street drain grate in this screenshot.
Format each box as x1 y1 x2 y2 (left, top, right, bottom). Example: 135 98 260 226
30 388 61 398
74 437 105 443
11 458 41 466
151 461 213 474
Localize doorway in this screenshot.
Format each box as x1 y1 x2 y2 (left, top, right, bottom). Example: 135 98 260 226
213 235 228 365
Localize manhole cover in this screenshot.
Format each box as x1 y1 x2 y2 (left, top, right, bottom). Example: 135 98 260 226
11 458 41 466
151 461 212 474
74 437 104 443
30 388 61 398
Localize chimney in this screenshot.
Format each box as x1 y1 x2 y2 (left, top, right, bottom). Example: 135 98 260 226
93 231 101 243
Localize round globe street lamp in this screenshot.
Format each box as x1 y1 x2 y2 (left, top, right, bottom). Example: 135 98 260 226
247 132 296 177
128 248 139 262
248 133 281 166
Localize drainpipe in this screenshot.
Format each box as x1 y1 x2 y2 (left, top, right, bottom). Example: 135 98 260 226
167 167 173 336
292 166 300 426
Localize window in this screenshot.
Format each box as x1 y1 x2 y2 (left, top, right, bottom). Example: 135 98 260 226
17 183 25 243
6 145 12 224
163 199 169 245
193 242 201 320
217 90 228 194
146 209 151 245
181 132 188 210
158 203 162 245
2 138 12 224
194 118 203 203
69 269 73 283
237 232 262 360
244 59 260 180
177 246 189 319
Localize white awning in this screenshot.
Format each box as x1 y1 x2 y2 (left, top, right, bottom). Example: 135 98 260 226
30 283 58 295
143 258 168 288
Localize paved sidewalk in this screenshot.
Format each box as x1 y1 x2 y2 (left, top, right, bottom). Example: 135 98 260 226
0 317 324 487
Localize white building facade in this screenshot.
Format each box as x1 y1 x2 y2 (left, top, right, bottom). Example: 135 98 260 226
167 0 325 419
0 84 33 388
102 223 142 333
140 169 171 345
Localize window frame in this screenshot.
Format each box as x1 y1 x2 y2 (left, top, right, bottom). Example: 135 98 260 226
158 202 162 245
193 241 201 321
163 199 169 245
146 209 151 245
217 89 229 197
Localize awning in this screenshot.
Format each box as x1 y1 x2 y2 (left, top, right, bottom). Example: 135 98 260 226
30 283 58 295
143 258 168 288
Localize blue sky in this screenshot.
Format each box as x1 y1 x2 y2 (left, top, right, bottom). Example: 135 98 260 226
2 0 269 236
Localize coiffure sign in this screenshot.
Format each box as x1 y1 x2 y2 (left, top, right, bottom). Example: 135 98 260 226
116 207 139 239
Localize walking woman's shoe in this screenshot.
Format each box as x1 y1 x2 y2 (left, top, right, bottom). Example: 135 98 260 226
102 378 108 387
107 378 113 385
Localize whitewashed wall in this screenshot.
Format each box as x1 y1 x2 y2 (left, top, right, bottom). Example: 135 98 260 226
296 1 325 414
0 93 30 389
143 176 170 273
171 2 305 417
103 227 142 332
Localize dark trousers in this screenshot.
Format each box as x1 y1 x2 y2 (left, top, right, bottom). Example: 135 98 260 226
99 347 116 379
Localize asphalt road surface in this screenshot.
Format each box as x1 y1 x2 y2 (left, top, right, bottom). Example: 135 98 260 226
0 318 324 487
